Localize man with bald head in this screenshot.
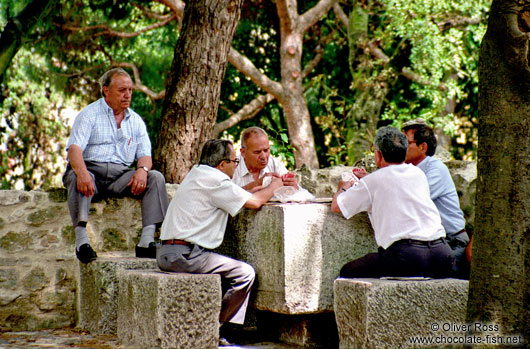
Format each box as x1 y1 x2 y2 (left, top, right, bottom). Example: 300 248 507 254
232 126 299 191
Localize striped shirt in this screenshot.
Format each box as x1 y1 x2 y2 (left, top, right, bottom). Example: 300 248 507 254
66 98 151 165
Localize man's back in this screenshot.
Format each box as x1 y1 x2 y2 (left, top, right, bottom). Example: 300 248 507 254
417 156 466 236
161 165 251 250
338 163 445 249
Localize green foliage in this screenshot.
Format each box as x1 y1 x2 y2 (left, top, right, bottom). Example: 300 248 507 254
0 49 71 189
0 0 176 189
0 0 488 190
331 0 490 164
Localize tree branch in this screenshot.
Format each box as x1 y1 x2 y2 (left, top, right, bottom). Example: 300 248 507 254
213 94 276 136
61 15 177 38
299 0 337 34
401 67 447 91
113 61 166 100
276 0 298 32
436 15 483 32
228 47 284 97
333 2 348 27
152 0 185 21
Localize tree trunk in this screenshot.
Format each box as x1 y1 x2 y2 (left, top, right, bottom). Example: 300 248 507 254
154 0 243 183
467 0 530 341
278 28 319 168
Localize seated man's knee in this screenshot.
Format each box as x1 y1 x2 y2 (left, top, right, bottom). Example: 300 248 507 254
239 262 255 283
148 170 165 184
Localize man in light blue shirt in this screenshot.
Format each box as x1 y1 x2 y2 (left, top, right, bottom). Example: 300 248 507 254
63 68 169 263
402 120 470 279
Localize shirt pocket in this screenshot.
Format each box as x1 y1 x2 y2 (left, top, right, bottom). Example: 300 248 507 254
122 136 137 163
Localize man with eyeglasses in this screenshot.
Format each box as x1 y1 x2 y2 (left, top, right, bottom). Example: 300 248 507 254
232 127 299 191
157 139 283 346
401 119 470 279
331 126 454 278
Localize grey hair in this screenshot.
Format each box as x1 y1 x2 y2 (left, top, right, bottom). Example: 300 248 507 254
199 139 234 167
241 126 268 149
374 126 408 163
99 68 131 96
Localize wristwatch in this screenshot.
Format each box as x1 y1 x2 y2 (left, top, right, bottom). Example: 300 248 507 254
139 166 149 173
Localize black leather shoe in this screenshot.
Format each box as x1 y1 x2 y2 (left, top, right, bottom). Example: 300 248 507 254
76 244 97 263
135 242 157 258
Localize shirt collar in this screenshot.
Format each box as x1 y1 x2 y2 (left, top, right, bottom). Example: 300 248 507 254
237 154 252 178
101 98 130 119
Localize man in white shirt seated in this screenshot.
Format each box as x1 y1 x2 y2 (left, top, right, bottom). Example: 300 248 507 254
402 119 470 279
232 127 299 191
157 139 283 346
331 126 454 278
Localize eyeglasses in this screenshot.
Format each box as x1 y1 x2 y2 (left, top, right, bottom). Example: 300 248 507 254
223 158 240 165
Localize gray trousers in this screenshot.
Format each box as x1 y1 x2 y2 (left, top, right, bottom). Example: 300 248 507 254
63 161 169 227
157 244 255 325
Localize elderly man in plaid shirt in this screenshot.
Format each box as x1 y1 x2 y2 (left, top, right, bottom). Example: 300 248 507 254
63 68 168 263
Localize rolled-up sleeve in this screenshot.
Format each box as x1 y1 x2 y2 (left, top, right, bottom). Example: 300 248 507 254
67 111 93 152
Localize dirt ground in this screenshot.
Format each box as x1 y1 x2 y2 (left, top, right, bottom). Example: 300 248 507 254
0 327 297 348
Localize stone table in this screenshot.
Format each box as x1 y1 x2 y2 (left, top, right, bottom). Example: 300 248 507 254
217 201 377 346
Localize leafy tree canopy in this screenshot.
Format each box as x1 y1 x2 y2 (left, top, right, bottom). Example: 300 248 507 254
0 0 489 189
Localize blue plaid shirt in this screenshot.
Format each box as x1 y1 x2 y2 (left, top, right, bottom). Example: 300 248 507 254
66 98 151 165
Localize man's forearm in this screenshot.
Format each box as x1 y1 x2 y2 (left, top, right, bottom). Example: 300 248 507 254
136 156 153 171
68 145 88 175
244 180 282 209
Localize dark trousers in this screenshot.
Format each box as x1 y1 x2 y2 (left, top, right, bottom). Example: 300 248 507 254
446 230 470 279
63 161 169 227
340 238 455 279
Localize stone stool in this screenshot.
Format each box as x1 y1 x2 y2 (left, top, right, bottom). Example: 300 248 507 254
79 254 158 334
334 278 469 348
117 269 221 349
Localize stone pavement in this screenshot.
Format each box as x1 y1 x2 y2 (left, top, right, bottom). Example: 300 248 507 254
0 327 297 348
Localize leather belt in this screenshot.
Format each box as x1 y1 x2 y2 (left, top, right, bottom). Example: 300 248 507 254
396 237 446 247
161 239 190 245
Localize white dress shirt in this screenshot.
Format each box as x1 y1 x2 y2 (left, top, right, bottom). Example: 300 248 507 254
160 165 252 249
337 163 445 249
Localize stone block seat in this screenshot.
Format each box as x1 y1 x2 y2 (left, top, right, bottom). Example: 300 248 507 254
117 269 222 349
334 278 469 349
79 253 158 334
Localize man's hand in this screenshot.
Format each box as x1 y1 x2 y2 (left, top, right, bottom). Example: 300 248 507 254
353 167 369 179
260 172 280 183
281 171 299 189
244 175 284 209
269 175 283 190
337 179 355 192
128 169 148 195
76 169 95 197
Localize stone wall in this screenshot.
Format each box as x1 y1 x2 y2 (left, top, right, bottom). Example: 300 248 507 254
0 162 476 331
0 186 178 330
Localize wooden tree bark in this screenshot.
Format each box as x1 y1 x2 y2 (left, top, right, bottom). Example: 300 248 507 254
275 0 320 169
467 0 530 341
154 0 243 183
